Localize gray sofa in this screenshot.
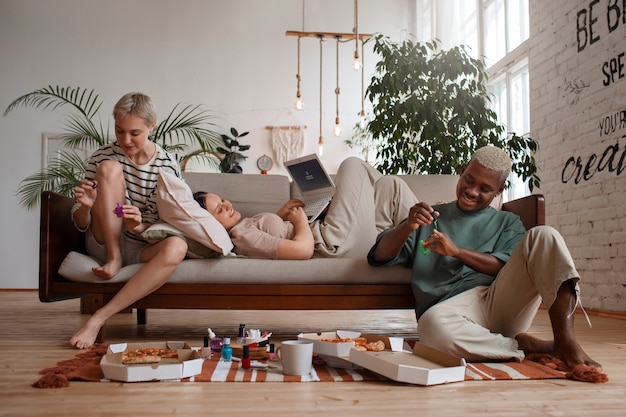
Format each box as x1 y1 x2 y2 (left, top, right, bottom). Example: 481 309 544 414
40 172 545 342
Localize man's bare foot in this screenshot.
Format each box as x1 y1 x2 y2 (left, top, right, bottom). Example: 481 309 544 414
553 339 602 370
69 316 103 349
516 333 602 370
92 258 122 279
516 333 553 354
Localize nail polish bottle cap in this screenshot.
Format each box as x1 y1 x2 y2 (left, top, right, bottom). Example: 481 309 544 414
243 345 249 358
207 328 216 339
223 337 231 345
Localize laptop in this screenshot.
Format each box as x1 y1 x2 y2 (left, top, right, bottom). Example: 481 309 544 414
284 153 336 223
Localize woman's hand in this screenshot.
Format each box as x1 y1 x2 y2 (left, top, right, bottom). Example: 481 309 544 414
285 206 308 226
277 199 305 220
116 204 143 233
73 179 98 209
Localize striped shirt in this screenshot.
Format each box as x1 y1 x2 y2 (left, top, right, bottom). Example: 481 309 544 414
81 141 181 240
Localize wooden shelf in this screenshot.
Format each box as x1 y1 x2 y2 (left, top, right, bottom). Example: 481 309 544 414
286 30 373 41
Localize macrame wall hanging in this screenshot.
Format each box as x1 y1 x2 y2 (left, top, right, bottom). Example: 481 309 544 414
265 124 307 165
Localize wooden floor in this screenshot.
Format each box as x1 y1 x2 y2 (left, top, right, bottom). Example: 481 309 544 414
1 291 625 417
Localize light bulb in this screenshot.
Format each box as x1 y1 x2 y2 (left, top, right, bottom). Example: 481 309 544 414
294 97 304 110
352 51 362 71
360 110 366 129
294 91 304 111
333 117 342 136
318 137 324 156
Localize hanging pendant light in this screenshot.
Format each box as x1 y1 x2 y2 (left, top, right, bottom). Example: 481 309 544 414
359 38 366 128
295 36 304 110
352 0 362 71
318 35 324 155
333 36 342 137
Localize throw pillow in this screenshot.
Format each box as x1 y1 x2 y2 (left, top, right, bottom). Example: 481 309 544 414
156 170 233 255
142 222 223 258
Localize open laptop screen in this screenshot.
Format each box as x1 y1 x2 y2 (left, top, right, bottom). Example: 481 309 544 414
286 158 333 193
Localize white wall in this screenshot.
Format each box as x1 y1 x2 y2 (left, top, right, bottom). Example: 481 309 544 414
0 0 413 288
530 0 626 311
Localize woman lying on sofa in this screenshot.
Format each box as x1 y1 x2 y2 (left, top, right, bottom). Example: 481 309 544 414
193 157 418 259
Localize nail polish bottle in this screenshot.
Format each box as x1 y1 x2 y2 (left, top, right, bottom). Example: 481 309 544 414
242 345 251 370
201 335 212 359
208 328 223 355
221 337 232 362
237 323 246 344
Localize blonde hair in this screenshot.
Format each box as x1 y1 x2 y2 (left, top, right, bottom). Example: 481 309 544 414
112 92 157 126
471 146 512 182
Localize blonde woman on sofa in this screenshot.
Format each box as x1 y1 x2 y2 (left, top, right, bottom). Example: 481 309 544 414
69 92 188 349
193 157 418 260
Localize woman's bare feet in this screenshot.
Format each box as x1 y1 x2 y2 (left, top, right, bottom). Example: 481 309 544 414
92 258 122 279
516 333 601 370
69 316 104 349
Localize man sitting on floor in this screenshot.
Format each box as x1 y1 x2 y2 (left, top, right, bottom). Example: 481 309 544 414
367 146 601 372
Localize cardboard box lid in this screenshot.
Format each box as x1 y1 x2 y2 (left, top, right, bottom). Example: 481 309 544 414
297 330 361 358
348 339 466 386
101 341 203 382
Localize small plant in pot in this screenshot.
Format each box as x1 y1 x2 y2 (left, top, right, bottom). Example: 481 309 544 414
217 127 250 173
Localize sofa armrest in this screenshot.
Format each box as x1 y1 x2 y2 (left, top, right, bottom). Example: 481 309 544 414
501 194 545 230
39 191 85 302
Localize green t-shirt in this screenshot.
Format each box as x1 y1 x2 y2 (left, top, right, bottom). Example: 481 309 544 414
368 201 526 319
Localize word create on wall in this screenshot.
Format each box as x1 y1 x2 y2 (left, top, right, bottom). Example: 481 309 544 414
562 110 626 184
563 1 626 184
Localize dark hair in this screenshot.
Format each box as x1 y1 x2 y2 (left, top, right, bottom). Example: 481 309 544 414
193 191 208 210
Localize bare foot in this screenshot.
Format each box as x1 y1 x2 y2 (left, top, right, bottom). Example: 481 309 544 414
92 258 122 279
69 316 103 349
553 339 602 370
516 333 602 370
516 333 553 354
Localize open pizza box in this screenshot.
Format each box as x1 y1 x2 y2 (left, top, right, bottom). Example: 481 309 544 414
299 331 466 385
101 341 203 382
297 330 364 368
348 335 467 386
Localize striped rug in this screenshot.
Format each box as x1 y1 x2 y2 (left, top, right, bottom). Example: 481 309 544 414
33 346 570 387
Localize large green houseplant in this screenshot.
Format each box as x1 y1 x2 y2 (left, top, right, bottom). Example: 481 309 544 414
4 86 223 209
363 34 540 190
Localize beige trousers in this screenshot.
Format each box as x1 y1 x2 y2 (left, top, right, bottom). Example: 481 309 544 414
311 157 419 258
417 225 581 362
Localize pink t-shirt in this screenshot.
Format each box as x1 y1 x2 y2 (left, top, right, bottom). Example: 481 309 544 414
229 213 295 259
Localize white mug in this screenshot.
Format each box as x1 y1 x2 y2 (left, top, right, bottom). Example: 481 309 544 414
276 340 314 376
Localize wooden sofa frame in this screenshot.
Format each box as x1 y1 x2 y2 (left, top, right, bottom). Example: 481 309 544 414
39 190 544 339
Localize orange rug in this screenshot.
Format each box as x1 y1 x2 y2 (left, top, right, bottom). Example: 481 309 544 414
33 345 607 388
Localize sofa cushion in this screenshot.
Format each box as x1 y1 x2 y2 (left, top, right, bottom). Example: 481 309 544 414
58 251 412 285
156 170 233 255
142 222 223 258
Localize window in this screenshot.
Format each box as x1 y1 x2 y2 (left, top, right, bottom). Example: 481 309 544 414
416 0 531 200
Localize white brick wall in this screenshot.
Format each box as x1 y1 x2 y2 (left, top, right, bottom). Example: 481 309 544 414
530 0 626 311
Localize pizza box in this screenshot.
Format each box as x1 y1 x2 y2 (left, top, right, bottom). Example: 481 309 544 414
297 330 362 358
348 335 467 386
101 341 203 382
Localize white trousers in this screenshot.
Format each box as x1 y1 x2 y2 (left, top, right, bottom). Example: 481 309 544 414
311 157 419 258
417 225 581 362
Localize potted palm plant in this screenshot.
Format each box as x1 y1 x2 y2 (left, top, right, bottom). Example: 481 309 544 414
3 86 223 209
362 34 540 190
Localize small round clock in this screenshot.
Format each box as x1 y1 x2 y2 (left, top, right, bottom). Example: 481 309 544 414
256 155 273 173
